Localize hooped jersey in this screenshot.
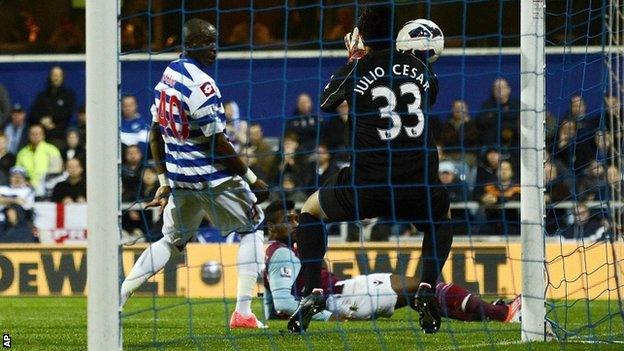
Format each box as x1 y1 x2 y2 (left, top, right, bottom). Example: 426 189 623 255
151 56 234 190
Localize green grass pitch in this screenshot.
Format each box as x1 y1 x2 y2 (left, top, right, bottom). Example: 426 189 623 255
1 297 623 350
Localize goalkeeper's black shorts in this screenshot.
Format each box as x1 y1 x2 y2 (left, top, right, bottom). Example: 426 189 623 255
318 166 450 232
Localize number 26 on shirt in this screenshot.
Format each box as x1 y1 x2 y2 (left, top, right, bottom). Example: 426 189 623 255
158 90 190 141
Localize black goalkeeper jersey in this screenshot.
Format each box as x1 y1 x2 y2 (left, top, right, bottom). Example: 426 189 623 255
319 49 440 198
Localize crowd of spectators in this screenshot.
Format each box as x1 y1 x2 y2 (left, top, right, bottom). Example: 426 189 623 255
0 66 87 242
0 2 605 54
0 62 620 243
237 79 620 241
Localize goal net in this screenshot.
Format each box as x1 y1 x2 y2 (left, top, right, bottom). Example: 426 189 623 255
104 1 624 349
543 0 624 344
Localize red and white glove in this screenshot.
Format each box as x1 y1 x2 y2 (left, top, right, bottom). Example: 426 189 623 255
344 27 365 63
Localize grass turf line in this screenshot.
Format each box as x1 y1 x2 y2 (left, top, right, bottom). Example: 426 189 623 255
1 297 622 350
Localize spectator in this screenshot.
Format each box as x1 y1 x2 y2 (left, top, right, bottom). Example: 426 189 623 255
477 78 520 138
20 10 40 45
544 161 571 203
479 160 520 235
544 111 559 147
476 78 520 157
278 174 308 203
76 105 86 142
121 145 144 202
591 130 611 165
438 161 467 203
48 16 84 53
562 203 609 241
544 161 571 235
288 8 319 41
0 133 16 185
544 149 568 178
30 66 76 147
604 95 622 149
309 144 339 190
473 148 501 201
121 209 147 244
607 165 622 200
140 167 159 201
438 161 471 235
565 95 599 137
51 158 86 204
0 2 26 50
0 205 36 243
121 18 148 52
325 7 355 41
272 132 308 185
243 123 274 179
480 161 520 205
224 100 248 152
0 83 10 125
227 22 275 45
552 119 593 174
437 100 479 166
61 128 85 163
576 160 609 202
120 95 149 151
4 103 29 154
0 167 34 225
604 94 621 122
286 93 319 152
15 125 62 190
321 101 350 163
121 167 161 244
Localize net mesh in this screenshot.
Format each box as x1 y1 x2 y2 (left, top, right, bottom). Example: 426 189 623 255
543 0 624 343
117 1 624 349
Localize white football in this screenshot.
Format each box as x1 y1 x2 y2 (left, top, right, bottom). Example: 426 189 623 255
396 19 445 63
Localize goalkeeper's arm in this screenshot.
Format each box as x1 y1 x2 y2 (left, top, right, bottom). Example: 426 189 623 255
320 62 356 113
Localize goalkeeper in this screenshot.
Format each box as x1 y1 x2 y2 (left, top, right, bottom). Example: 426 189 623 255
264 201 521 323
289 5 452 334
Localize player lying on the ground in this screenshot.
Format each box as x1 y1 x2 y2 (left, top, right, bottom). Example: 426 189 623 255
264 201 521 323
120 18 270 329
288 6 453 334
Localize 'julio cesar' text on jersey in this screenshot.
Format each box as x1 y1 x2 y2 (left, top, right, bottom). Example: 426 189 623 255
151 56 234 190
319 50 439 199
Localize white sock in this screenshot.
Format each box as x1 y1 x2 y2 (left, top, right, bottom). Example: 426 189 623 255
460 294 472 312
235 231 265 317
120 237 178 307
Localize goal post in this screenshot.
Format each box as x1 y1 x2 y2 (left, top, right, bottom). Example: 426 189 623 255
520 0 546 342
86 0 121 350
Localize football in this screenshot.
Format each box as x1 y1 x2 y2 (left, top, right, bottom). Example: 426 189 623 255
396 19 445 63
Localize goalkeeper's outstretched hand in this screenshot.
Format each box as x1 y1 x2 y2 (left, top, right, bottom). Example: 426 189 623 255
146 185 171 214
344 27 365 62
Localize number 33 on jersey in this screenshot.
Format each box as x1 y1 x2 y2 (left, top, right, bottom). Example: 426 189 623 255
319 55 438 144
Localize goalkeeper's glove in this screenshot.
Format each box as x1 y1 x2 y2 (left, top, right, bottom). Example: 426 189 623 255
344 27 365 63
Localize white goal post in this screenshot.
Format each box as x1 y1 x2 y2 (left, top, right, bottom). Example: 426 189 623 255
520 0 546 342
86 0 121 350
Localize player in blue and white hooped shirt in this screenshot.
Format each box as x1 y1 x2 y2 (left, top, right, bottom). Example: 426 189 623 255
120 19 270 329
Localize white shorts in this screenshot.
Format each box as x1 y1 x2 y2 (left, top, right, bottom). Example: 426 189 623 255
162 177 264 246
326 273 397 320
